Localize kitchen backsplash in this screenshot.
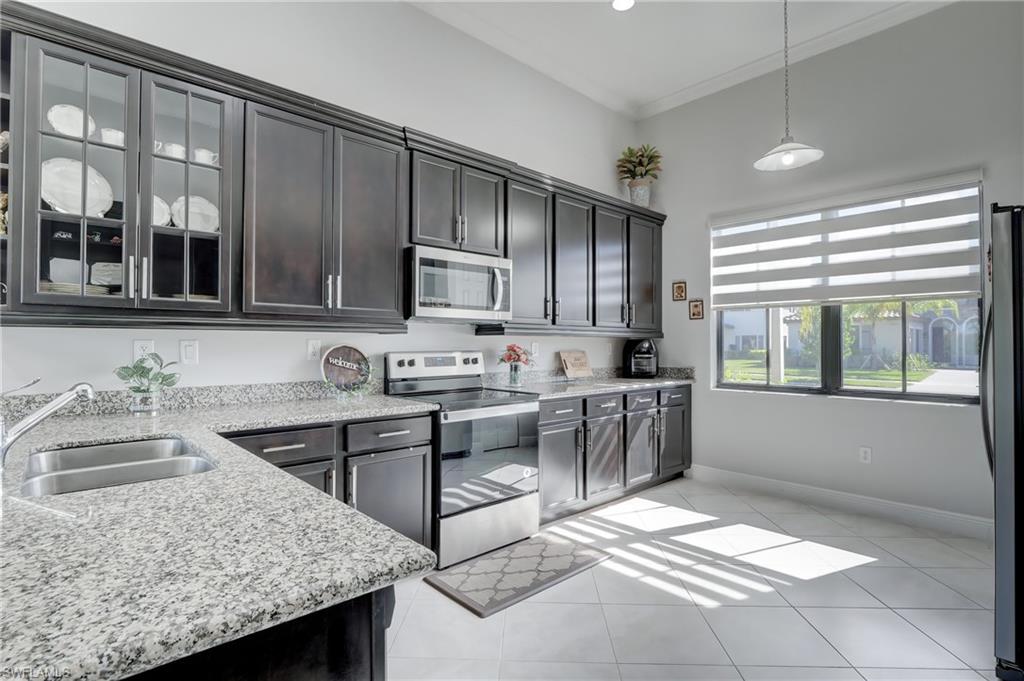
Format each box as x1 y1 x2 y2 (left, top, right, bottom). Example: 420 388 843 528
1 366 695 422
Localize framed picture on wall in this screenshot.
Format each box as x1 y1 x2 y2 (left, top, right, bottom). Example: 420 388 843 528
689 299 705 320
672 281 687 301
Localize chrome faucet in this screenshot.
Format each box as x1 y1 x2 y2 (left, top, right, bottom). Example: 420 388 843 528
0 379 95 473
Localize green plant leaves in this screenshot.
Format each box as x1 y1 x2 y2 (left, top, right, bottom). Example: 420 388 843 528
616 144 663 181
113 352 181 393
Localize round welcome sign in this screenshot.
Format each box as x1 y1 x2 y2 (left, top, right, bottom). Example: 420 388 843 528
321 345 371 391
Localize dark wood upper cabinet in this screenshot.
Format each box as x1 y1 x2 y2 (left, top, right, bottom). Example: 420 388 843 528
20 37 141 308
594 207 627 328
411 151 460 250
584 414 624 501
411 151 505 256
628 217 660 331
139 72 240 312
334 130 407 322
243 102 333 316
460 166 504 256
553 195 593 327
625 409 657 487
507 181 552 326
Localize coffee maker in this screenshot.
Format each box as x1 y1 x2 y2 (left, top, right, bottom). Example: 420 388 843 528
622 338 658 378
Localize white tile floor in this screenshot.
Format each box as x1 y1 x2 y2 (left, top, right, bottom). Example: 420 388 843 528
387 478 996 680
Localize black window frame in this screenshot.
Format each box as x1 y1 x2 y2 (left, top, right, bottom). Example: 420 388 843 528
716 301 980 405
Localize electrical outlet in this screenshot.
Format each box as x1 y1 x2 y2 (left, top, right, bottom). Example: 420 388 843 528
530 342 539 357
179 340 199 365
133 339 155 362
306 339 322 361
859 446 872 464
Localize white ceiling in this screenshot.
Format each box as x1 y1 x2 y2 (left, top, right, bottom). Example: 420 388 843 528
414 1 947 120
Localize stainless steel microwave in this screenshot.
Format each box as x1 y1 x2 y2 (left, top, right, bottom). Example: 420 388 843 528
410 245 512 321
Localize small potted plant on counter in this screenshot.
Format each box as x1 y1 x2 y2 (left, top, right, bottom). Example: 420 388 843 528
498 344 534 387
114 352 180 416
616 144 663 208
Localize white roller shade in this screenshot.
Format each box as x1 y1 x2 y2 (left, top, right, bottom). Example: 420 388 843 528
710 182 982 309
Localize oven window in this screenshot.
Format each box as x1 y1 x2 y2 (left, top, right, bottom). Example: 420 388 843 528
437 411 539 516
419 257 510 312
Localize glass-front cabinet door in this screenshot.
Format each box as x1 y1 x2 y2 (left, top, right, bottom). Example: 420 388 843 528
21 38 139 307
139 73 236 310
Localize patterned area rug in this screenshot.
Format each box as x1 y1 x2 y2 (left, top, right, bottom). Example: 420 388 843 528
424 532 609 618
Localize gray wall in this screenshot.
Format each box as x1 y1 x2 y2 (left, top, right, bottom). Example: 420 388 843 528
3 1 639 394
639 2 1023 519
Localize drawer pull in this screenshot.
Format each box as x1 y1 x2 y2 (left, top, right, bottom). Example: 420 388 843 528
377 429 412 438
635 397 653 404
553 408 575 415
599 401 618 408
669 394 683 399
262 443 307 454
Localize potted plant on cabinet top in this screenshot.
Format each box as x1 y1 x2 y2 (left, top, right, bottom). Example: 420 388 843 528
498 344 534 387
114 352 180 416
616 144 663 208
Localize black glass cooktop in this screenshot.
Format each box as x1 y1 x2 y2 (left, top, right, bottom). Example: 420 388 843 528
405 389 538 412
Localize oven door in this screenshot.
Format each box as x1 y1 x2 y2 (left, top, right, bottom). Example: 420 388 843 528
436 402 539 517
412 245 512 321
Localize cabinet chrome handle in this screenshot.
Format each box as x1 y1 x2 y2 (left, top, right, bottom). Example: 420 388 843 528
377 429 411 438
553 408 574 415
586 426 593 451
326 275 333 309
327 466 336 498
575 426 582 451
621 303 627 324
262 443 306 454
635 397 653 404
461 215 468 244
337 274 342 309
127 255 136 299
599 401 618 408
544 297 551 319
554 298 561 320
349 467 358 507
141 256 149 299
669 394 683 399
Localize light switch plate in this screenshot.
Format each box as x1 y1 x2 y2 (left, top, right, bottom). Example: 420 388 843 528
180 340 199 365
859 446 872 464
306 339 322 361
531 342 539 357
133 339 155 363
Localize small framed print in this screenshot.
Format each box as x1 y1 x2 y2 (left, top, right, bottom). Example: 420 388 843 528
672 281 687 302
688 299 705 320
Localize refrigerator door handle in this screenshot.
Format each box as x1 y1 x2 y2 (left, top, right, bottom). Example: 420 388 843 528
980 304 995 476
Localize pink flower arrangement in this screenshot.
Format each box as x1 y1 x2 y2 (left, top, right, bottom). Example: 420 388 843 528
498 343 533 366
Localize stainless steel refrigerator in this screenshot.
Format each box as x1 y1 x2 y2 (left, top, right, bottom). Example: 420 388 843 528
986 203 1024 680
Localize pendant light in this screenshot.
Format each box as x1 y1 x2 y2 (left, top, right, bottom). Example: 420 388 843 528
754 0 823 172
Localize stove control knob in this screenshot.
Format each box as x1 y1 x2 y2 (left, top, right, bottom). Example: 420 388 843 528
397 359 406 367
408 359 416 367
471 357 479 365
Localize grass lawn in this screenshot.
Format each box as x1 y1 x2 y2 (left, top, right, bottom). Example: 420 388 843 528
722 358 934 389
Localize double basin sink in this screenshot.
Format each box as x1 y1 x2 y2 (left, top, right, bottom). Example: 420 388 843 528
20 438 215 498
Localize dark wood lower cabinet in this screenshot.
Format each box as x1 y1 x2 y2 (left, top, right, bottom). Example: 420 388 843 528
132 587 394 681
345 446 431 546
537 387 691 523
625 409 658 488
658 404 691 478
281 458 337 496
539 420 584 521
584 414 624 501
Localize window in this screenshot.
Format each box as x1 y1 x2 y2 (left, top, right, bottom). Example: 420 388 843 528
712 177 982 402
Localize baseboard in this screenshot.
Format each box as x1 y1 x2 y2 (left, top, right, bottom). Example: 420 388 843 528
689 464 994 541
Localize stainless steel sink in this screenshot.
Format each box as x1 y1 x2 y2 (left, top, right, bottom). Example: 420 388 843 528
20 438 215 497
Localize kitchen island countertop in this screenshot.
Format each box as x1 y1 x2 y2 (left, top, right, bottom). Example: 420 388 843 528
0 394 439 681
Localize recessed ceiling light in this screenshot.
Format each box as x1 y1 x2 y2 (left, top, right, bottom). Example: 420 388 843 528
612 0 635 12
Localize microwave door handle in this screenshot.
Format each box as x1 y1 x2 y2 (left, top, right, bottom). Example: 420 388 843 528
492 267 505 311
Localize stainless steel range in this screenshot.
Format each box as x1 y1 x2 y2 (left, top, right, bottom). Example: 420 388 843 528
385 351 540 568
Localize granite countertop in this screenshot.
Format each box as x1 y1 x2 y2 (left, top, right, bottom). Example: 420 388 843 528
501 377 694 400
0 395 439 681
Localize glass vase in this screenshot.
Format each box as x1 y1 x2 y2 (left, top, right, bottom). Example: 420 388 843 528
129 389 162 416
508 362 523 387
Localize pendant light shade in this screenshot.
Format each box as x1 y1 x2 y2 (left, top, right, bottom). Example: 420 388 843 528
754 136 824 172
754 0 823 172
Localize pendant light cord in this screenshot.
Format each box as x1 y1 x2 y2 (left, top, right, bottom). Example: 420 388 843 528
783 0 790 138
